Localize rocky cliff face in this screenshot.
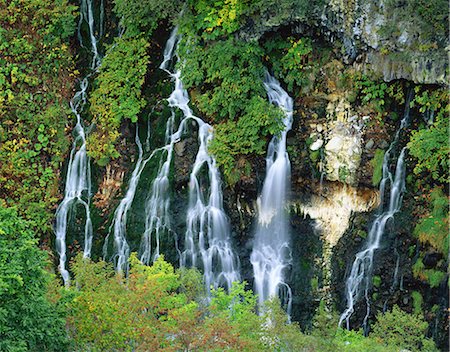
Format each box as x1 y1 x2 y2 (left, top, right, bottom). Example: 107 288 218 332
78 1 448 348
239 0 448 85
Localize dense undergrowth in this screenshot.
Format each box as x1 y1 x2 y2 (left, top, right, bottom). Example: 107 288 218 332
0 0 448 351
0 207 438 351
0 0 76 232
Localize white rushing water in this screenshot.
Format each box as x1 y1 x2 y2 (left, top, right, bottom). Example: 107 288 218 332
103 125 160 273
251 73 293 312
139 112 175 265
55 0 102 285
139 30 178 265
78 0 101 69
141 29 240 292
339 91 412 330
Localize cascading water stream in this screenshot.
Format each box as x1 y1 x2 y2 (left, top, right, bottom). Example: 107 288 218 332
181 118 241 294
139 28 178 265
140 112 175 265
250 73 293 313
339 91 413 330
78 0 101 69
141 29 240 293
104 125 160 273
55 0 102 286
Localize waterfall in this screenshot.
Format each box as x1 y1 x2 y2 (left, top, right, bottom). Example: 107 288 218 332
139 29 179 265
139 112 175 265
181 117 241 294
250 73 293 313
141 29 240 292
55 0 102 286
78 0 101 69
104 125 158 273
339 91 413 330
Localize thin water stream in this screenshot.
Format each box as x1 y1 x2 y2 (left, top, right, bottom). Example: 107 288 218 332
251 73 293 313
339 91 413 330
55 0 102 285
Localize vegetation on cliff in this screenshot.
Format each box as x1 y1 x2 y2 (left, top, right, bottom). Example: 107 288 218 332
0 0 448 351
0 0 76 232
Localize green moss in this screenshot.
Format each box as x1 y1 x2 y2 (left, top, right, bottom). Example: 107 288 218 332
408 89 449 184
372 275 382 288
338 166 349 183
413 187 449 255
411 291 423 315
371 149 385 186
310 277 319 292
357 230 367 239
427 270 445 288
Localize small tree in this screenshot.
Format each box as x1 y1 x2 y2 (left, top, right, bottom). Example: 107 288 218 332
371 305 438 351
0 206 68 351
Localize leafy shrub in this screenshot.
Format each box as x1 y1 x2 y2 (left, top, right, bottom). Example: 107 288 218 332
261 299 333 351
413 187 448 255
408 88 449 183
87 36 149 165
114 0 182 38
209 97 284 184
0 0 76 232
264 36 314 92
334 329 397 352
0 206 68 351
179 37 267 121
354 74 390 116
371 305 437 351
187 0 250 40
67 253 262 351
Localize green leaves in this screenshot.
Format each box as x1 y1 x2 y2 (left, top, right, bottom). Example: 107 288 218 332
407 88 449 183
0 0 75 232
0 206 68 351
209 97 284 184
114 0 182 38
188 0 250 40
179 37 266 121
370 149 385 186
371 305 438 351
87 36 149 163
413 187 448 256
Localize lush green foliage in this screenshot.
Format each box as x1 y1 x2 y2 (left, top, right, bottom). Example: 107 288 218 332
413 257 446 288
209 97 284 184
114 0 182 38
0 206 68 351
64 253 436 351
0 0 77 231
177 35 284 184
413 187 448 255
408 88 449 183
264 36 314 92
87 36 149 165
187 0 250 40
66 253 263 351
179 38 266 121
370 148 385 186
371 305 437 351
